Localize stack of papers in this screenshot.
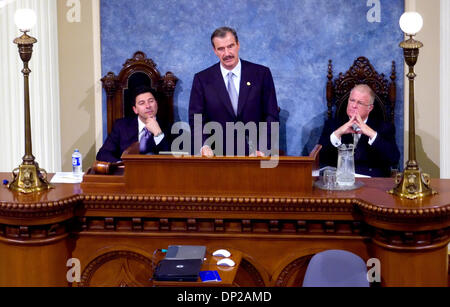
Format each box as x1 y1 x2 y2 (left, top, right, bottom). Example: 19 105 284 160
50 172 83 183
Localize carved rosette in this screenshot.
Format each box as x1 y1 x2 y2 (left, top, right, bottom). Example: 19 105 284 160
78 250 154 287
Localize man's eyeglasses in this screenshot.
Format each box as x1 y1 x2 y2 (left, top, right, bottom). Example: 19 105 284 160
348 99 373 107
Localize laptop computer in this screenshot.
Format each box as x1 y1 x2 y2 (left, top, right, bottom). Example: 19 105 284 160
164 245 206 262
153 258 203 282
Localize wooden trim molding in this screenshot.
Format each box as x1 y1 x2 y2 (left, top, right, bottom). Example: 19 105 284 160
0 174 448 286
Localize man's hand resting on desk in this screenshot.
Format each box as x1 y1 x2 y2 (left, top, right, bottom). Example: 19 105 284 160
201 145 214 157
249 151 266 157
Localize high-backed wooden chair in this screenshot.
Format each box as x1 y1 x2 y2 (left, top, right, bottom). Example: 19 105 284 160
326 56 396 124
101 51 178 134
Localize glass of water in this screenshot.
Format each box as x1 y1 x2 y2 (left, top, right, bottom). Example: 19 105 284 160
323 169 337 190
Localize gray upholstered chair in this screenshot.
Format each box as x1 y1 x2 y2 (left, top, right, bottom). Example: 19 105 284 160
302 249 369 287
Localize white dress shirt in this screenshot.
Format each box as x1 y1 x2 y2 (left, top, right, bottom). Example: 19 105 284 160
220 59 241 96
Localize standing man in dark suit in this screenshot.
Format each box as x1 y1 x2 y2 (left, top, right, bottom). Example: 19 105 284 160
96 85 170 162
189 26 280 157
318 84 400 177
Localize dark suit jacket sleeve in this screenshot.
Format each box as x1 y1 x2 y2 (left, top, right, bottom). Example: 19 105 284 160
261 67 280 151
370 122 400 167
188 73 207 152
148 131 171 154
96 120 124 163
318 119 339 167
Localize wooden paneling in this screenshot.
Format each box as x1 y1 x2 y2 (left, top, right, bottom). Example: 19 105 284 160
0 170 449 287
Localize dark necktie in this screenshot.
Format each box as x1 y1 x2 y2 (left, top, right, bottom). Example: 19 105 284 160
139 128 151 153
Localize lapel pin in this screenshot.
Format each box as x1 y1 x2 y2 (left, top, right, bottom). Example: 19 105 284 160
247 82 251 86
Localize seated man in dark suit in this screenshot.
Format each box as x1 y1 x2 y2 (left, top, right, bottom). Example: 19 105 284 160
96 85 170 162
318 84 400 177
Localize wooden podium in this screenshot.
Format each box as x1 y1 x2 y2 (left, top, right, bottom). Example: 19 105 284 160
0 146 449 287
82 143 321 196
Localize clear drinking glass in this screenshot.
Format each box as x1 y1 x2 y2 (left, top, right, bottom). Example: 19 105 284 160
323 169 337 190
336 144 355 186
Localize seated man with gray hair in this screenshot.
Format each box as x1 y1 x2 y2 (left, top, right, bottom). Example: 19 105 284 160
318 84 400 177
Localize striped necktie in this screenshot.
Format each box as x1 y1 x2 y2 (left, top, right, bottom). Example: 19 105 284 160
139 128 150 153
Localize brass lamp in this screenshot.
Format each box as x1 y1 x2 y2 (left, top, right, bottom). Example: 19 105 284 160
389 12 436 199
8 9 52 194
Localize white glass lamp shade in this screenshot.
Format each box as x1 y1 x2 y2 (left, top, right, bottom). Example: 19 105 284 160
14 9 37 31
399 12 423 35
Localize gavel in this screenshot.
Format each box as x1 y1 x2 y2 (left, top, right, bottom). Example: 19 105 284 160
92 161 124 174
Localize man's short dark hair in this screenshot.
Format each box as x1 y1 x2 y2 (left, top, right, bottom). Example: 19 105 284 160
211 27 239 48
132 85 158 106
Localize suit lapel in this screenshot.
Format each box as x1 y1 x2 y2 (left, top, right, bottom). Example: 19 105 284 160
129 117 139 142
237 60 250 116
212 64 237 119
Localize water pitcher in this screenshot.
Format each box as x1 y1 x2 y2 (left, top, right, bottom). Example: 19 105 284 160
336 144 355 186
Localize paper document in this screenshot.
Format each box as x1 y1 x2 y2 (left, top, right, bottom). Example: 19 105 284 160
50 172 83 183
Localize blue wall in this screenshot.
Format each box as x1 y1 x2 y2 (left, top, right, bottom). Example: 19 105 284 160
100 0 404 160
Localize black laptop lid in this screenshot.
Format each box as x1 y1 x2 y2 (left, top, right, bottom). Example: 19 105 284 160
153 259 203 282
165 245 206 261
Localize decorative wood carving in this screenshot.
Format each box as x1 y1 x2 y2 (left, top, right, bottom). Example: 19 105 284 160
356 199 450 221
79 250 154 287
0 195 80 218
275 255 313 287
0 221 70 244
81 194 356 214
75 216 371 239
0 173 449 287
101 51 178 134
233 258 266 287
372 227 450 250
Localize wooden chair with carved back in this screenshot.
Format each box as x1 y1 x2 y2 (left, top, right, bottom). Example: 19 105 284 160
324 56 399 175
101 51 178 135
93 51 178 174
